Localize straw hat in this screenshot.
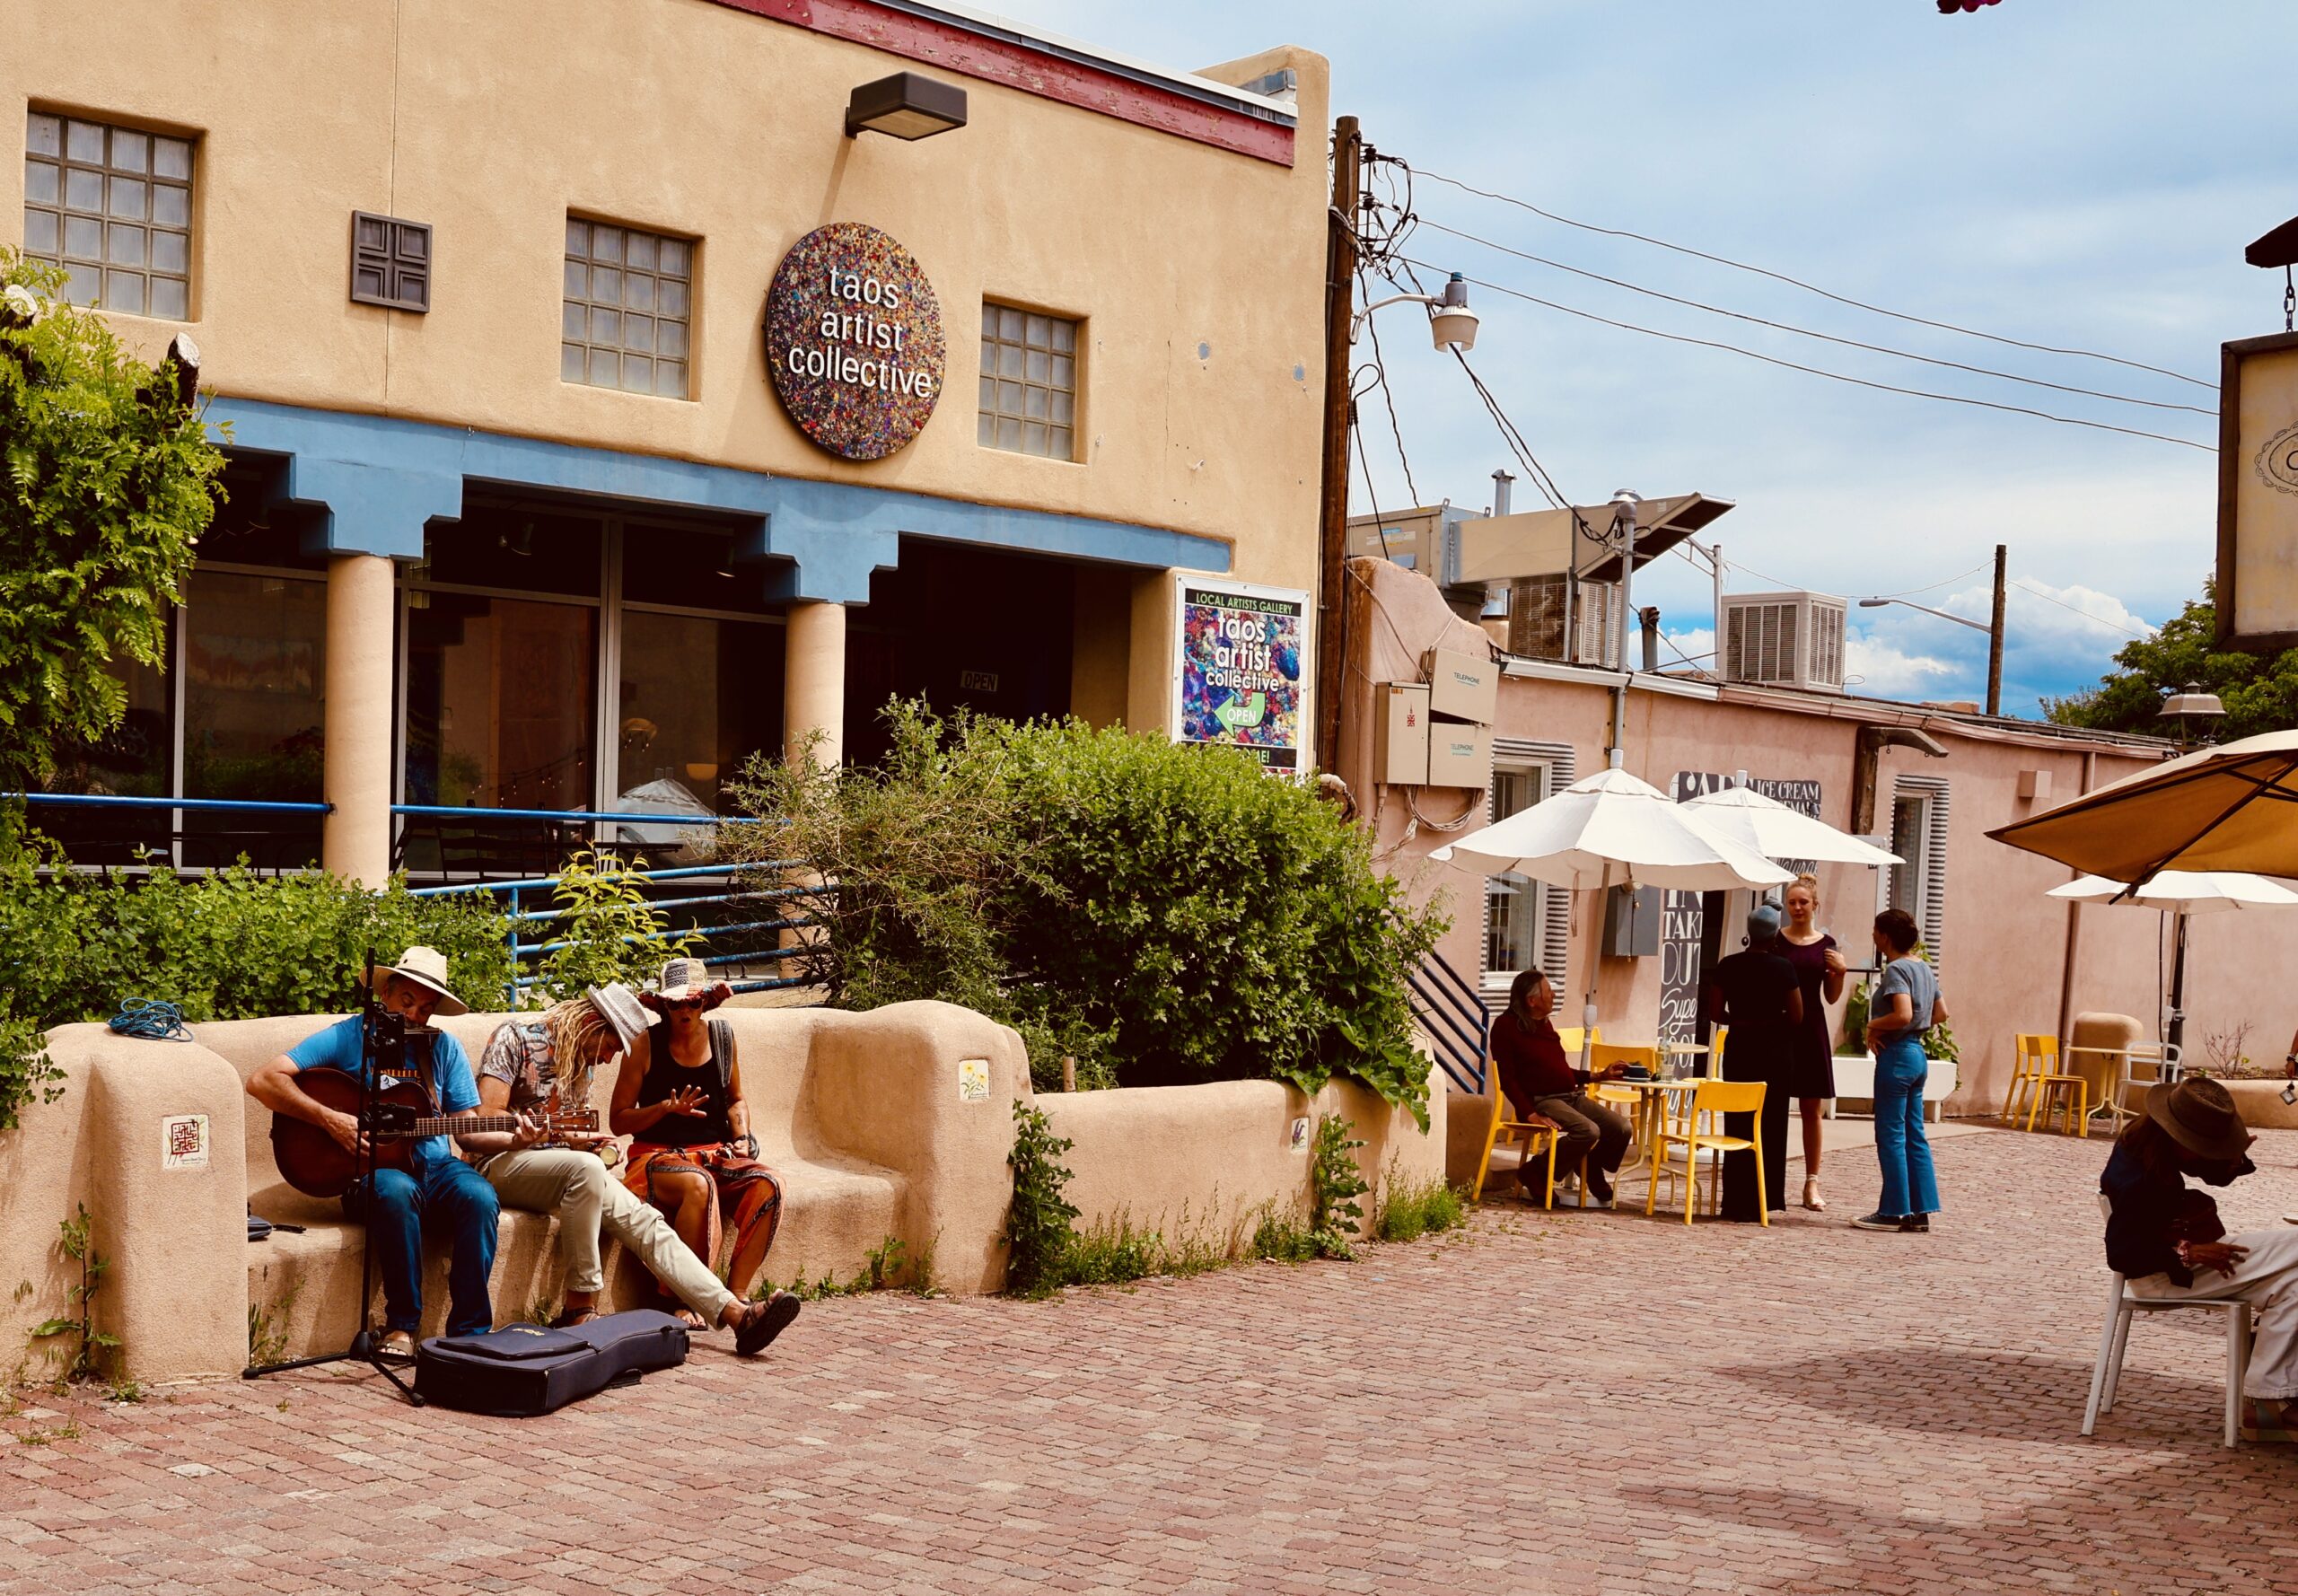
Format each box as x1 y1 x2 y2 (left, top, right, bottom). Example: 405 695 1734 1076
2145 1076 2254 1162
358 946 468 1016
583 983 658 1052
645 956 729 1010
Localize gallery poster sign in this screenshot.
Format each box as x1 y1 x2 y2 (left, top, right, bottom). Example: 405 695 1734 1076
1171 575 1309 772
1654 772 1822 1042
763 222 945 460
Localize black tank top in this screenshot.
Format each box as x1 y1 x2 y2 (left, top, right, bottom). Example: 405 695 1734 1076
635 1017 735 1147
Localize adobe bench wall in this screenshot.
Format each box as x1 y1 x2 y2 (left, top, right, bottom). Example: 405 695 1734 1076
5 1004 1447 1383
7 1001 1029 1382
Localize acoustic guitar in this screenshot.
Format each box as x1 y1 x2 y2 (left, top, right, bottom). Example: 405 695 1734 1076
273 1066 602 1198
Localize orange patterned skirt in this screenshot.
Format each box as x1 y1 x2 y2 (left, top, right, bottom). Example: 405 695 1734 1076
624 1141 785 1297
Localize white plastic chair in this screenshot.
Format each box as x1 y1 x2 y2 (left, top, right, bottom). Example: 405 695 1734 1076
2082 1193 2253 1447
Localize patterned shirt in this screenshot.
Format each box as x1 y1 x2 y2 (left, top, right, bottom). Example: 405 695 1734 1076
477 1021 592 1147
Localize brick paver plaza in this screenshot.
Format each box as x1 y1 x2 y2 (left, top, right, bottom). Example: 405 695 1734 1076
8 1126 2298 1593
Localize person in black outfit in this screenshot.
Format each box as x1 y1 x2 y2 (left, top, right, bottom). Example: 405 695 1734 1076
1701 903 1803 1222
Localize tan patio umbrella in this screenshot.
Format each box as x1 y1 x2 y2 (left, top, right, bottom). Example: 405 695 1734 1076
1989 729 2298 884
2045 869 2298 1055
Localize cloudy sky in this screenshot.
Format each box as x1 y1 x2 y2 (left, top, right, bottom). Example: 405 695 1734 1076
989 0 2282 714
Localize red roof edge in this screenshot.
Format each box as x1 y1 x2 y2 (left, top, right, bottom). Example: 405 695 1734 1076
703 0 1298 166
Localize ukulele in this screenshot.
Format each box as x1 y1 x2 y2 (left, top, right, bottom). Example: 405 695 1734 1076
272 1065 602 1198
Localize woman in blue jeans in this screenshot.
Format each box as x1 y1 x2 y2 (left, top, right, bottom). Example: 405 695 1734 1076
1854 908 1946 1233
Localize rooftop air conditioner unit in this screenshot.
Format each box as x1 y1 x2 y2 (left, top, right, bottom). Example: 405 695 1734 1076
1721 591 1846 692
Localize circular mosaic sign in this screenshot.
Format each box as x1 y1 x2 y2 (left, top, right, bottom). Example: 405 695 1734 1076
763 223 946 461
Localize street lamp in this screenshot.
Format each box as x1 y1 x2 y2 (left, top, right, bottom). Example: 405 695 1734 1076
2160 680 2225 751
1352 271 1479 352
1859 544 2009 715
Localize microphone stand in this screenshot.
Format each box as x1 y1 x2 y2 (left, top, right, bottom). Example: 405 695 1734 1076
244 951 425 1405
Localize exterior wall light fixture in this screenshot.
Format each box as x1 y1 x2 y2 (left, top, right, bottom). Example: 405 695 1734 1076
845 73 969 140
1353 270 1478 352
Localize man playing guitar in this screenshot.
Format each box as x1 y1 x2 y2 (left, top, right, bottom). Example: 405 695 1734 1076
471 983 799 1355
245 946 499 1363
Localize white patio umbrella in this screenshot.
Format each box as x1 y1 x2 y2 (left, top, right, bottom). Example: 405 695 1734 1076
2046 870 2298 1052
1434 766 1794 1066
1679 785 1904 867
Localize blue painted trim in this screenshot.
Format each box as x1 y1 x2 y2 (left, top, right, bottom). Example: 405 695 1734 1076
206 399 1230 602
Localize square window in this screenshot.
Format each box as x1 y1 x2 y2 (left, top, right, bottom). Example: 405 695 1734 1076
349 210 431 311
26 113 197 317
562 216 693 399
979 302 1081 459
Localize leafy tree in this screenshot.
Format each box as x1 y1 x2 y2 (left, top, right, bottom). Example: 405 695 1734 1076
0 252 224 794
2044 580 2298 742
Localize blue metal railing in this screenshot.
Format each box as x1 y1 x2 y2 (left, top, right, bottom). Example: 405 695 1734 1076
1408 946 1491 1095
9 793 815 1005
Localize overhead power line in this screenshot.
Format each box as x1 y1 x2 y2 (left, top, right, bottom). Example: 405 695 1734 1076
1415 216 2215 417
1407 259 2215 453
2011 577 2152 638
1412 165 2216 391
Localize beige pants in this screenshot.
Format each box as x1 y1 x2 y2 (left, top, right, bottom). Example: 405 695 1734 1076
2130 1224 2298 1400
478 1147 736 1322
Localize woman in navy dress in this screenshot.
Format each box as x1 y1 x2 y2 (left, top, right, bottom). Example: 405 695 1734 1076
1778 873 1846 1212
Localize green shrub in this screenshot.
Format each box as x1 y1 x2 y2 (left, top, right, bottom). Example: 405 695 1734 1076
523 846 697 1004
726 702 1446 1120
0 842 515 1032
1374 1173 1467 1244
1003 1099 1080 1299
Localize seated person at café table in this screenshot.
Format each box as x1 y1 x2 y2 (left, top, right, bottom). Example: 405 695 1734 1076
1702 903 1803 1223
1488 969 1634 1204
2101 1075 2298 1442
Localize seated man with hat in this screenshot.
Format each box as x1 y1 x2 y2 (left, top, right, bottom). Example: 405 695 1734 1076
465 983 800 1356
2102 1075 2298 1440
245 946 498 1361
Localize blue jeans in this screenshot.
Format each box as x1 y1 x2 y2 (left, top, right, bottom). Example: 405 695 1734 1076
1873 1037 1941 1218
344 1158 500 1336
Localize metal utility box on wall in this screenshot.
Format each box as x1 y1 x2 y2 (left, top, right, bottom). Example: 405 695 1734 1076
1373 683 1430 786
1425 720 1492 789
1601 884 1662 958
1423 645 1497 724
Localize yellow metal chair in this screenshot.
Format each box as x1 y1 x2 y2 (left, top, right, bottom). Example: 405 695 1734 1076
1642 1073 1706 1213
2007 1032 2089 1136
1706 1025 1728 1080
1470 1073 1563 1206
1645 1078 1769 1225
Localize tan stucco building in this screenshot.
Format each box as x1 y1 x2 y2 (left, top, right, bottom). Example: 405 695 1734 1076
7 0 1330 880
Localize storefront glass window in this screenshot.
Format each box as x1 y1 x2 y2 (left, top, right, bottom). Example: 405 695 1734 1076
36 645 173 863
181 569 326 866
404 594 597 811
615 610 781 818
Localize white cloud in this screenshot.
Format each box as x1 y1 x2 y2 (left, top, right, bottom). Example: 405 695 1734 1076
1843 632 1959 700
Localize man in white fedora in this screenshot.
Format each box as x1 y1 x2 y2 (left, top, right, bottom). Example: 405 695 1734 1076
464 983 800 1355
245 946 499 1362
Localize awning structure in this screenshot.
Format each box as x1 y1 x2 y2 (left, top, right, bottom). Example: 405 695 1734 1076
1450 492 1735 585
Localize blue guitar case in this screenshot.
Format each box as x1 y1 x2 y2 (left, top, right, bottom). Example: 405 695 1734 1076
413 1309 688 1416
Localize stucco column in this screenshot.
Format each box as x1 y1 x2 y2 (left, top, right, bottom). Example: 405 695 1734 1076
784 600 847 768
321 553 396 884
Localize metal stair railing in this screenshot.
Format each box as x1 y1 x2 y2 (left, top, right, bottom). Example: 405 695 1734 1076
1406 945 1491 1095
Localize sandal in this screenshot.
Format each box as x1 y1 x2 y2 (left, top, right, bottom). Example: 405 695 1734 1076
1802 1178 1826 1213
733 1291 802 1358
373 1329 417 1364
674 1308 707 1331
548 1306 601 1329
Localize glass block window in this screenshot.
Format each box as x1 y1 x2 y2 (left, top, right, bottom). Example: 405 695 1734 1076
978 303 1076 459
562 217 691 399
23 110 193 319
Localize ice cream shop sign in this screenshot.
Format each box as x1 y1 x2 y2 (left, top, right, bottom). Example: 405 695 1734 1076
764 222 946 461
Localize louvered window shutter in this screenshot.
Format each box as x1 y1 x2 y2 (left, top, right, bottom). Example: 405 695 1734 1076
1893 774 1952 973
1486 738 1576 1008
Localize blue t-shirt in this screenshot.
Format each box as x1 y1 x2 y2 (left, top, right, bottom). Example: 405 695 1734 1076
1873 956 1940 1048
286 1015 480 1175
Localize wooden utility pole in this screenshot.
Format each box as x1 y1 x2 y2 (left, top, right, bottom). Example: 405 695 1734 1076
1312 115 1362 771
1986 542 2007 717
